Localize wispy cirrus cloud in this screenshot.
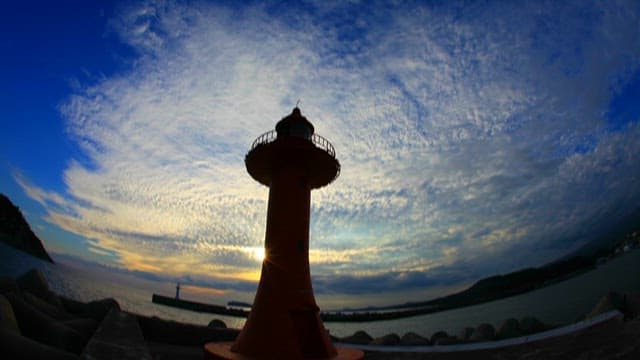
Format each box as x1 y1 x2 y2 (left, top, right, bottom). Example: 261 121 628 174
16 0 640 298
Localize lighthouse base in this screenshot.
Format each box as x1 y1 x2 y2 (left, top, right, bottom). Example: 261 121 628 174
204 342 364 360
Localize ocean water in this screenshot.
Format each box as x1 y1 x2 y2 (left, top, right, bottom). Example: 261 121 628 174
2 242 639 338
331 250 640 337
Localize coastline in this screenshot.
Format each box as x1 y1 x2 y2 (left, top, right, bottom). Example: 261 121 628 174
148 264 608 323
137 300 639 359
3 237 640 358
148 250 640 325
3 266 639 360
4 240 640 337
138 305 640 360
135 296 640 360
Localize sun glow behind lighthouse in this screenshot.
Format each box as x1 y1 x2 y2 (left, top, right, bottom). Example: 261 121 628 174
246 246 266 263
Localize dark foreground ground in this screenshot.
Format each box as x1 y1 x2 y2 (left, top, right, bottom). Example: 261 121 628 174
143 315 640 360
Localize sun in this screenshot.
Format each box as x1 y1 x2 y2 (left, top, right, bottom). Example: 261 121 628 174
248 246 266 262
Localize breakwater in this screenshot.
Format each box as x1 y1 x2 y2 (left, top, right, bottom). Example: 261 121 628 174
152 293 446 322
152 294 248 317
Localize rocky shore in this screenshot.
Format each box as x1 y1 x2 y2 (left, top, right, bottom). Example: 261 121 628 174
2 268 639 359
363 316 640 360
335 314 551 346
337 315 552 346
1 268 236 359
334 291 639 346
1 269 120 359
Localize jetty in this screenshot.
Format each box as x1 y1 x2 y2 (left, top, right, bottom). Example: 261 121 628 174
151 294 249 317
151 293 451 322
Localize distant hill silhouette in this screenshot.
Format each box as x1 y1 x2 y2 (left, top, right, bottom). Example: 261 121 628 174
0 193 53 263
323 255 601 321
422 255 596 309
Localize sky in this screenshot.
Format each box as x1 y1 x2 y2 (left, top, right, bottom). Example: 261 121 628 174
1 0 639 307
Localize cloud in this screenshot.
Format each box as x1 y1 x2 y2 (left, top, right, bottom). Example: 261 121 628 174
313 264 472 295
17 0 640 295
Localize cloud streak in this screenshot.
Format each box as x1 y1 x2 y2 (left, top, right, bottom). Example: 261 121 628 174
16 0 640 297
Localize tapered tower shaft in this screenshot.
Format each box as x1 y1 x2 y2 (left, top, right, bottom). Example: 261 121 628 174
204 108 362 360
232 145 334 358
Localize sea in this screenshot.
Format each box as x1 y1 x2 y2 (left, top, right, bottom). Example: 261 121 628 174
2 242 639 338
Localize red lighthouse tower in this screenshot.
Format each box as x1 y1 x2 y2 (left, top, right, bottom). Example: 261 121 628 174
205 108 362 359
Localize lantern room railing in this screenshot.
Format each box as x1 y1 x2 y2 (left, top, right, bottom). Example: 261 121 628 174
249 130 337 159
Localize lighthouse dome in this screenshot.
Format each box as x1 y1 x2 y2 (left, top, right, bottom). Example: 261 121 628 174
275 107 315 140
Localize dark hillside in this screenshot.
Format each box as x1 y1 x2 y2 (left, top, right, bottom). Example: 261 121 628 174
0 193 54 263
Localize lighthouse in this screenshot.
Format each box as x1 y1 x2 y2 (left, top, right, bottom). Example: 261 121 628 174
205 108 362 359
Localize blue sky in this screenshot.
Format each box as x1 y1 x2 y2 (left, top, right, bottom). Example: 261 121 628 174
1 0 639 307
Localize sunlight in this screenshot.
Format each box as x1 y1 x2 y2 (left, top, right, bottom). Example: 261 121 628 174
182 284 226 296
247 246 266 262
